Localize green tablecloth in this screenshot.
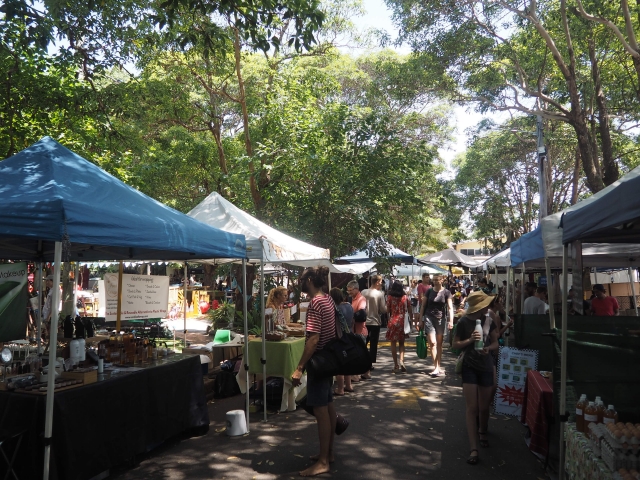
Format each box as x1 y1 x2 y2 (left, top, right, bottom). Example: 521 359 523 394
248 337 305 378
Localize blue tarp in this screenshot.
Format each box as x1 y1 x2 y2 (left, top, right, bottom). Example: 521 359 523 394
510 227 544 266
0 137 246 261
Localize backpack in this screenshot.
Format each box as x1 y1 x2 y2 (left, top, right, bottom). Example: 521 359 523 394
213 371 241 398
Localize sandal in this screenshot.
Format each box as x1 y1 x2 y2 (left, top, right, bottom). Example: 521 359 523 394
344 387 355 393
478 431 490 448
467 449 479 465
360 374 371 380
333 390 345 396
400 363 407 372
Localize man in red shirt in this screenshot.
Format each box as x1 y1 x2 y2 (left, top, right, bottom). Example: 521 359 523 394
590 284 619 316
417 273 431 305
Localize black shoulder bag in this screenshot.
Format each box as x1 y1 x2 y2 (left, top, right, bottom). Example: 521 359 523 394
306 304 372 378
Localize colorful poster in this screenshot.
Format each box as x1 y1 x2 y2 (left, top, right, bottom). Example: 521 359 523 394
0 262 28 341
494 346 539 417
103 273 169 321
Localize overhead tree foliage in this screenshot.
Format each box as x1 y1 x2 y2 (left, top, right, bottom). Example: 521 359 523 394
386 0 640 194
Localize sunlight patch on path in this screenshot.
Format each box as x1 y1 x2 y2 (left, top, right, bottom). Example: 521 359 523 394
389 387 425 410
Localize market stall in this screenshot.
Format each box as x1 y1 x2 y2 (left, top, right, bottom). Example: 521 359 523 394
188 191 331 422
534 165 640 480
0 137 247 479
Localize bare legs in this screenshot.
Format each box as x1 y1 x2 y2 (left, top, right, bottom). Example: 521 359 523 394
334 375 352 394
427 331 438 374
301 402 336 476
434 333 444 374
463 382 494 461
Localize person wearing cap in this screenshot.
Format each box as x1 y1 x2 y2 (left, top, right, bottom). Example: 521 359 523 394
590 284 619 316
452 291 499 466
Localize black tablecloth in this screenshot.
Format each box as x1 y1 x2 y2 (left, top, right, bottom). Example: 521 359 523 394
0 355 209 480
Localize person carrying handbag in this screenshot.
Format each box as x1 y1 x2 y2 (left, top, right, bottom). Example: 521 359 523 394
291 266 340 477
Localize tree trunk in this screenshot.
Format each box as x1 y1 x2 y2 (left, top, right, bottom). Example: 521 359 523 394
232 25 264 214
588 38 618 186
571 146 581 205
60 262 75 318
202 264 217 289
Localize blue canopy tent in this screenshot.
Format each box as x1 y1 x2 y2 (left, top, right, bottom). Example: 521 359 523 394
0 137 247 479
510 227 545 268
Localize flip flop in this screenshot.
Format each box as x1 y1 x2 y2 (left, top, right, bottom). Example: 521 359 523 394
333 390 345 396
344 387 355 393
360 374 371 380
467 449 479 465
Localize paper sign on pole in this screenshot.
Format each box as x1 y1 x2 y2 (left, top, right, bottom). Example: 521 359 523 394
103 273 169 321
494 346 539 417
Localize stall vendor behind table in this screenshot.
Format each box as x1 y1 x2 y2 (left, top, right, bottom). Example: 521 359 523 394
266 286 288 326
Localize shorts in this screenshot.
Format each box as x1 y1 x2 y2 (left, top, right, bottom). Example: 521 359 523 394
461 365 494 387
306 372 334 407
423 315 446 336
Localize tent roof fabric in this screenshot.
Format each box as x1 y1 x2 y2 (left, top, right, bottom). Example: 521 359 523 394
188 191 329 263
510 228 545 267
0 137 246 261
335 239 416 264
418 248 479 268
562 166 640 244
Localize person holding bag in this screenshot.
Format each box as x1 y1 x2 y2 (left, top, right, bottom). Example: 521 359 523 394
452 291 499 466
291 266 339 477
385 280 412 373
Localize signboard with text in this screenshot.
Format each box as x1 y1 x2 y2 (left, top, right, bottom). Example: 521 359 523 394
103 273 169 321
0 262 28 341
494 346 539 417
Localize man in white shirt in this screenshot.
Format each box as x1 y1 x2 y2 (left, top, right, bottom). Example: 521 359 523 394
523 286 548 314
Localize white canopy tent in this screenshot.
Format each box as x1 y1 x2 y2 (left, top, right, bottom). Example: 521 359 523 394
393 264 447 277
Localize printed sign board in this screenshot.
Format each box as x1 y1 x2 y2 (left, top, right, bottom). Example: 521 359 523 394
102 274 169 321
494 346 539 417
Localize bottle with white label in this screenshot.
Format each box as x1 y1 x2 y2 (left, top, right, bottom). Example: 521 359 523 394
584 401 598 431
575 394 587 432
474 319 484 351
603 405 618 424
595 399 605 424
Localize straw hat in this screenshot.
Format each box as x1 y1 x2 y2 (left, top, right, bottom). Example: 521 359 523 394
465 291 495 314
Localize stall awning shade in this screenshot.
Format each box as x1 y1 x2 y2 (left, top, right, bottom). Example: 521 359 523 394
335 239 417 264
510 228 545 266
562 166 640 244
418 248 479 268
0 137 246 261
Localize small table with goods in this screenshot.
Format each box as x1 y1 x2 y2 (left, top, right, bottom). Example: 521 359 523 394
236 336 306 412
521 369 554 459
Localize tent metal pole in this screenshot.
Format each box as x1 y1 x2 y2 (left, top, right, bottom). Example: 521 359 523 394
116 261 124 333
37 261 43 353
520 264 525 314
545 257 555 329
43 242 62 480
184 263 188 348
629 266 639 317
260 240 267 422
242 258 250 432
505 265 511 313
559 244 569 480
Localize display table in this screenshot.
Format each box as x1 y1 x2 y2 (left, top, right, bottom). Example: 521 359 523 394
0 355 208 480
236 337 306 412
521 370 554 458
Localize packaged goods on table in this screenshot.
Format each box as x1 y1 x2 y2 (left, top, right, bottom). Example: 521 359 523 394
565 423 615 480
